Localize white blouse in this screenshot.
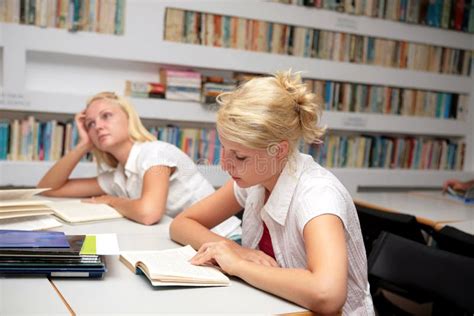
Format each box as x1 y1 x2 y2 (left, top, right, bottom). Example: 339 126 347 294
97 141 214 218
233 152 374 315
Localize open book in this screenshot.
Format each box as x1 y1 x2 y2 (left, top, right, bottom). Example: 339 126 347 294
0 189 122 224
0 215 62 231
46 200 123 223
120 245 230 287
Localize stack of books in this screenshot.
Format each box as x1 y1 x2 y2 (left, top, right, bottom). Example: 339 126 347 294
201 76 236 104
0 188 62 230
0 188 123 231
160 69 202 102
124 81 165 99
0 230 107 278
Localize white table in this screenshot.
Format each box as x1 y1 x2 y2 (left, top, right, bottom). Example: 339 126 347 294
353 191 474 226
50 217 306 314
0 278 71 315
436 220 474 235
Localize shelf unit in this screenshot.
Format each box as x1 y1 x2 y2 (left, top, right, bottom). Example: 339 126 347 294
1 0 473 193
0 161 229 188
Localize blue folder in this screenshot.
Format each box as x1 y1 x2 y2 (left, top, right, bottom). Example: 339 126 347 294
0 230 69 248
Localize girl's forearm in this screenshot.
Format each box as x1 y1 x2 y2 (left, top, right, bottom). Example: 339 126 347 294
37 143 91 189
235 261 344 315
107 196 165 226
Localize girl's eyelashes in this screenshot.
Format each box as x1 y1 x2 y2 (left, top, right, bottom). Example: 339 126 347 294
235 155 247 161
101 112 112 120
85 112 113 130
86 121 95 130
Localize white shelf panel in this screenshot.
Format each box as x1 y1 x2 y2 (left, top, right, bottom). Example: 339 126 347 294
0 91 467 137
3 4 470 93
0 161 98 187
331 168 474 193
168 1 473 51
2 161 472 195
0 161 229 188
0 91 217 123
0 23 4 46
3 1 473 51
156 42 472 94
322 111 469 137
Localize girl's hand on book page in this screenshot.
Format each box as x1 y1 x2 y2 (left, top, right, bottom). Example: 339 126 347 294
190 241 244 276
191 241 278 275
74 111 93 149
82 195 115 205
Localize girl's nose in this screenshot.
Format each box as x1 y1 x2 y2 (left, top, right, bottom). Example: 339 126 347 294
95 118 105 129
220 151 233 172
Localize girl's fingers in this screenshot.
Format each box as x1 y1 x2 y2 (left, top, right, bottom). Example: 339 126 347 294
190 250 213 265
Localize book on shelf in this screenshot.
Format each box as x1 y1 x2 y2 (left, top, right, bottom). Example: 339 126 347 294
446 186 474 205
125 81 165 99
120 245 230 287
164 8 472 76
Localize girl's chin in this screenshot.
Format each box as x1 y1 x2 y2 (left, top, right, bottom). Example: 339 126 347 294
233 178 252 188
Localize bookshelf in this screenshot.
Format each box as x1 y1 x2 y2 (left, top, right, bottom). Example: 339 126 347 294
1 0 473 194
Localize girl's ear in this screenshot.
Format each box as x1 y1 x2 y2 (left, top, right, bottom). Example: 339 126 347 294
277 141 290 159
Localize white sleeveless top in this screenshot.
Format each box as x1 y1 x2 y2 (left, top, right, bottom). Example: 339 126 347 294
233 152 374 315
97 141 214 217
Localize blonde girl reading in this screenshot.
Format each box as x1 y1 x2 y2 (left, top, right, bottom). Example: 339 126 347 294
38 92 215 225
170 71 374 315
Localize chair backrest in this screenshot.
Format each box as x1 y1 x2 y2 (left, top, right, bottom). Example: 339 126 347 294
433 225 474 258
355 203 426 256
368 232 474 313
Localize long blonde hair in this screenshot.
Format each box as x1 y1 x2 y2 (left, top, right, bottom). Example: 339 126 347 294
216 70 325 155
86 92 156 168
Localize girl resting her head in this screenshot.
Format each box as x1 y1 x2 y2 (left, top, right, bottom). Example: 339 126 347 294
38 92 215 225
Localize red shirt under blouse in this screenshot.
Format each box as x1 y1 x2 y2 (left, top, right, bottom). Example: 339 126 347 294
258 222 275 259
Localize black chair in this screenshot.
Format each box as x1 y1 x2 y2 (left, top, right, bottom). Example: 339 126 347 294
355 203 427 256
432 225 474 258
369 232 474 315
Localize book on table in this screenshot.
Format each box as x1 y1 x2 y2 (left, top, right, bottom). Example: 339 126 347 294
0 215 62 231
120 245 230 287
0 188 123 224
0 229 69 248
446 186 474 205
0 231 107 278
46 200 123 223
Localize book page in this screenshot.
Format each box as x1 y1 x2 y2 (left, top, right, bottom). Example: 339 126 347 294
0 205 52 212
0 188 50 201
0 199 52 208
121 245 229 284
47 200 123 223
0 210 53 219
211 216 241 238
0 215 62 230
